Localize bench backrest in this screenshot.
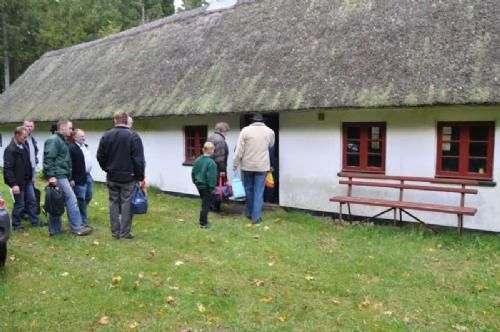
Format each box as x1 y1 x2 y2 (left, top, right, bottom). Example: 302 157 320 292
337 172 478 208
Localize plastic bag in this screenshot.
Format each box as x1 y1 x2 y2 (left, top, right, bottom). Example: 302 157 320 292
231 174 246 199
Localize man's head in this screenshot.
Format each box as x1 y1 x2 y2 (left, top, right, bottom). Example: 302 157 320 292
113 111 129 126
127 116 134 128
23 120 35 135
251 113 264 123
57 120 73 137
72 129 86 145
214 122 230 134
14 126 28 145
203 142 215 156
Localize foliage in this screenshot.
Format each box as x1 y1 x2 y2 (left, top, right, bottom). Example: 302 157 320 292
0 0 175 92
0 180 498 331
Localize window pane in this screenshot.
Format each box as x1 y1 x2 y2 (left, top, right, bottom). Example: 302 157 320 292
469 142 487 157
470 126 489 140
347 141 360 152
368 140 381 152
442 126 460 141
367 155 382 167
347 154 360 167
347 127 360 139
468 159 487 174
370 127 380 140
442 142 459 156
441 158 459 172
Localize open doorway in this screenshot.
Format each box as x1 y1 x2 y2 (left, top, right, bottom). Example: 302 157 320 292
240 113 279 204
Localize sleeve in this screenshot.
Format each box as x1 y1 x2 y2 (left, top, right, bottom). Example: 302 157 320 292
269 129 275 148
43 138 58 178
3 148 16 187
232 131 245 169
131 134 146 181
33 137 39 165
96 136 108 172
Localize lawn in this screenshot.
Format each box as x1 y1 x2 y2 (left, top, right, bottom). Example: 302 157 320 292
0 181 499 331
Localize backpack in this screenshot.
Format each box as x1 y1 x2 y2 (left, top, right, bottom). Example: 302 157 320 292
43 185 65 217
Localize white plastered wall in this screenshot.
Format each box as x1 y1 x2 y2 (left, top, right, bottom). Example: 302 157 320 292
279 106 500 232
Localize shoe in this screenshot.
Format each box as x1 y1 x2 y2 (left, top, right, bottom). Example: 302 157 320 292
73 226 92 236
31 221 47 227
251 219 262 225
120 233 135 239
200 223 211 229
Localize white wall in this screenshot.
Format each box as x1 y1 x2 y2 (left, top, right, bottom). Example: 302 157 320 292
279 106 500 232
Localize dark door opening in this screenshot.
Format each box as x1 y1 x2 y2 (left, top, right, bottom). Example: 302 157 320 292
240 113 279 204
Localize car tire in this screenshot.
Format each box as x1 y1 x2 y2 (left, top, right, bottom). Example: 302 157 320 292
0 242 6 267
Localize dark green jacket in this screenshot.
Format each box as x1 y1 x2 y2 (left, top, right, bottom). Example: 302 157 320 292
43 133 72 179
191 155 217 190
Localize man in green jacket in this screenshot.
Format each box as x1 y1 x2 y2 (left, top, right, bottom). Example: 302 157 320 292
191 142 217 229
43 120 92 236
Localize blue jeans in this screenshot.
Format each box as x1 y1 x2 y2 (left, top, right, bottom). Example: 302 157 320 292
72 174 93 225
48 178 84 234
12 180 39 229
242 171 266 223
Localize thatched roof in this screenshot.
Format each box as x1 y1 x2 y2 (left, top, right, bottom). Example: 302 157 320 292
0 0 499 122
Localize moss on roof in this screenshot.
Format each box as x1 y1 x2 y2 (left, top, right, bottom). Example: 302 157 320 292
0 0 499 122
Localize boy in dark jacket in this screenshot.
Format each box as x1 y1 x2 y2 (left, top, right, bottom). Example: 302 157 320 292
191 142 217 229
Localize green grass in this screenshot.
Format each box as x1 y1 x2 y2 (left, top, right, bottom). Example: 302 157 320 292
0 181 499 331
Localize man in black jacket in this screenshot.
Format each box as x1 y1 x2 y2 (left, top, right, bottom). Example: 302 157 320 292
97 111 145 239
69 129 93 226
3 126 41 231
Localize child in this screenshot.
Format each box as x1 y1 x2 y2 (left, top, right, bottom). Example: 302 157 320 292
191 142 217 228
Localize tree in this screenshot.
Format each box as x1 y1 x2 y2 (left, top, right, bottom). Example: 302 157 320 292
182 0 208 11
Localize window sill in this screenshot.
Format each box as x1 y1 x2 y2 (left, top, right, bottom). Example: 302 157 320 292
435 176 496 187
182 161 194 167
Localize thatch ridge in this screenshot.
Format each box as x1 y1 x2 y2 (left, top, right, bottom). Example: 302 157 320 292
0 0 498 122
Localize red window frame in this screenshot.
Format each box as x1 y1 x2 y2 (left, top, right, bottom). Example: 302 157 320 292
436 122 494 180
342 122 386 173
184 125 207 164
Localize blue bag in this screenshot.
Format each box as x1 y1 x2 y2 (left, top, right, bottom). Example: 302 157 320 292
131 184 148 214
231 174 246 199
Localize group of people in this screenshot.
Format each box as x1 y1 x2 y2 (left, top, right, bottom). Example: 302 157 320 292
3 111 145 239
3 111 273 237
192 113 275 228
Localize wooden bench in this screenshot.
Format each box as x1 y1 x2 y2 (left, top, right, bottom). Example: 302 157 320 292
330 172 479 236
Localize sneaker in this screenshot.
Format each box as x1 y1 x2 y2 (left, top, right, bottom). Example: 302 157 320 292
200 223 211 229
73 226 92 236
120 232 135 240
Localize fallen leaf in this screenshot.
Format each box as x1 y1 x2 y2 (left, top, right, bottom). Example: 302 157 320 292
305 275 315 281
401 272 410 278
403 316 410 323
9 255 18 261
169 286 179 290
138 272 144 279
151 271 159 276
384 311 394 316
358 296 370 309
268 261 275 266
252 235 260 239
98 316 110 325
245 223 253 227
149 249 157 257
260 296 273 303
373 301 384 309
264 226 270 231
453 324 469 332
166 296 176 305
133 281 140 289
332 299 341 305
41 290 48 295
278 313 286 322
60 272 69 277
253 279 265 286
92 240 99 246
128 321 139 329
175 260 185 266
111 275 122 285
177 218 185 222
197 303 206 313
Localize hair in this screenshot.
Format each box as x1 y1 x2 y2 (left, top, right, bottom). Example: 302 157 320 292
127 116 134 128
214 122 230 133
23 119 34 125
57 120 71 130
72 128 84 138
114 111 129 125
203 141 215 153
14 126 27 136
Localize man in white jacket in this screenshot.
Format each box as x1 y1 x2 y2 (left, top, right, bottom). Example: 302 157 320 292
233 113 275 224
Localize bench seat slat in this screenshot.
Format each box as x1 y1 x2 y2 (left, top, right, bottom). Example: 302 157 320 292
338 172 480 186
339 180 478 194
330 196 477 216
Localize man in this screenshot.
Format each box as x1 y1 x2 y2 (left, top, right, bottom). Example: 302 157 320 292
206 122 230 212
3 126 41 231
233 113 275 224
69 129 93 226
97 111 145 239
22 120 40 220
43 120 92 236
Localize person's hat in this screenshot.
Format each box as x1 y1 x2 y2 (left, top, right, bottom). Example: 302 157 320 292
251 113 264 122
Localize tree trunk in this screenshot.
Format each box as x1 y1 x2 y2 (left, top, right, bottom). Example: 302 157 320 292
1 13 9 91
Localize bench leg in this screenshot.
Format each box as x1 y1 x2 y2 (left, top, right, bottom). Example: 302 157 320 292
347 203 352 223
338 203 343 223
457 214 463 237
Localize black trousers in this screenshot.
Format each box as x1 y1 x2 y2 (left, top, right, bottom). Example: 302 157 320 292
198 188 212 226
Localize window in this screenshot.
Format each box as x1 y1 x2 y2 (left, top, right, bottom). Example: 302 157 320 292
184 126 207 165
342 123 386 173
436 122 494 179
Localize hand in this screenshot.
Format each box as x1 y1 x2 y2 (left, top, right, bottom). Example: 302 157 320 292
12 185 20 194
69 180 75 187
49 177 57 186
269 167 274 172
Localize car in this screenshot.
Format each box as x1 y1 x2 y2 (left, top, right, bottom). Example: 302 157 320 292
0 193 11 267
